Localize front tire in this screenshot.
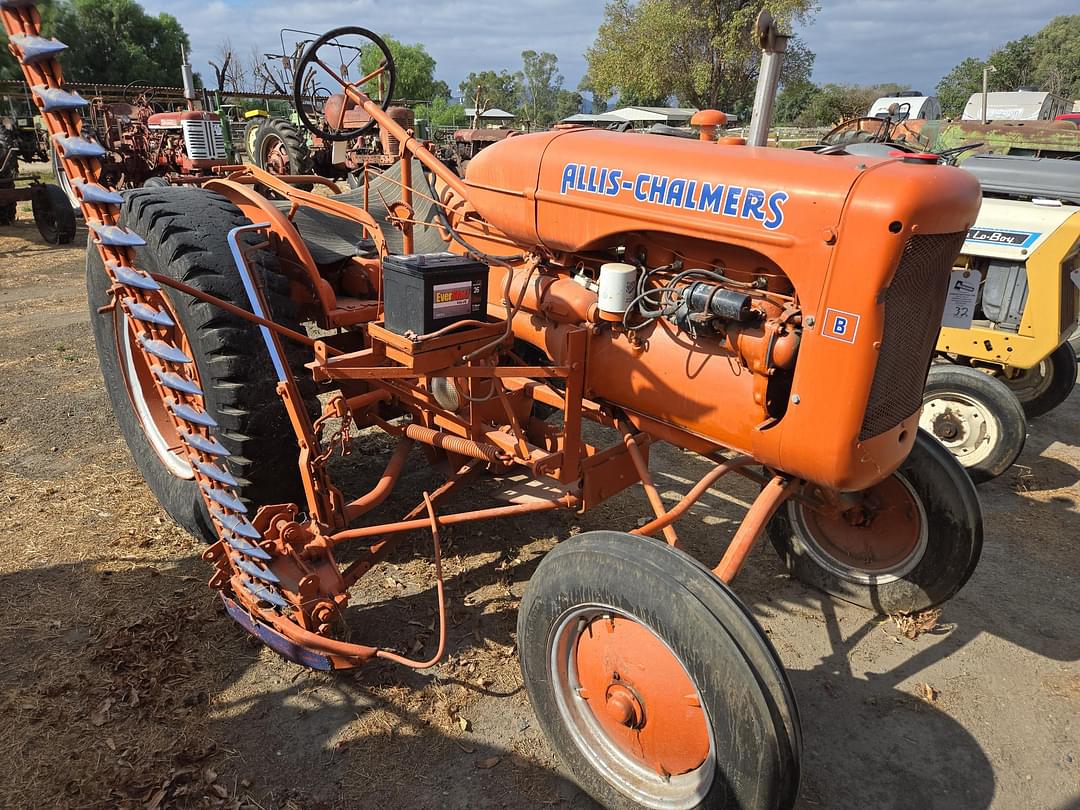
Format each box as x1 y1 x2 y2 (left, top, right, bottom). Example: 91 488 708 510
32 183 77 244
921 363 1027 483
254 118 313 181
519 532 801 810
999 342 1078 419
768 430 982 614
87 187 314 542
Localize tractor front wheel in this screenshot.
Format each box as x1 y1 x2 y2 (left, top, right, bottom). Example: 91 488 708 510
32 183 77 244
519 532 801 810
87 187 314 542
767 430 982 614
920 364 1027 483
998 342 1078 419
254 118 313 184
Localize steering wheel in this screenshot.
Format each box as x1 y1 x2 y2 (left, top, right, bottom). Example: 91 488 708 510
292 26 396 142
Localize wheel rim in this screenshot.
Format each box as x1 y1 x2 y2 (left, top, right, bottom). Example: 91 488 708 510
116 307 196 479
262 134 290 175
920 391 998 467
51 147 79 208
1000 360 1053 404
549 604 715 809
789 473 928 585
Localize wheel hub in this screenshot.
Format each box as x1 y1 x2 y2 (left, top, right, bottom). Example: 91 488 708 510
794 473 928 583
920 393 995 466
573 615 710 778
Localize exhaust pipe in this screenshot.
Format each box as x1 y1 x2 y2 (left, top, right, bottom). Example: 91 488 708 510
180 44 197 109
746 10 790 147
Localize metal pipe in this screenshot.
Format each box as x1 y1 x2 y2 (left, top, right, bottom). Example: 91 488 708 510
746 11 790 147
331 494 577 544
343 438 414 521
619 424 679 547
714 476 797 582
631 455 756 537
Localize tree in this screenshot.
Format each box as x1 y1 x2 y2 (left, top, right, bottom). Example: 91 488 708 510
517 50 565 127
459 69 519 117
774 78 818 124
414 97 466 136
209 39 249 94
47 0 190 86
360 36 449 102
577 73 608 113
1033 15 1080 98
797 83 906 127
936 57 985 119
586 0 816 112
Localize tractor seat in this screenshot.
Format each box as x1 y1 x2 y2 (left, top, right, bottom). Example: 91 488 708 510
271 159 450 267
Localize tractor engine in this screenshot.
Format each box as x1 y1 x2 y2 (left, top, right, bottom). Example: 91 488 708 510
454 128 982 490
146 111 227 173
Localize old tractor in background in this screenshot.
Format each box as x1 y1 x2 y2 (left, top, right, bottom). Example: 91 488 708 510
5 11 989 808
50 58 229 207
247 28 414 183
806 116 1080 482
0 107 75 242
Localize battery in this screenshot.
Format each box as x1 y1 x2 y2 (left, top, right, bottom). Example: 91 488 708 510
382 252 489 336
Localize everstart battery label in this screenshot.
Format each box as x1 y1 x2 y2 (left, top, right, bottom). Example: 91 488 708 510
433 280 474 318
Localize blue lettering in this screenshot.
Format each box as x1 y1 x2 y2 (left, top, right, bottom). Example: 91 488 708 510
697 181 725 213
723 186 743 217
587 166 599 193
634 174 650 201
605 169 623 195
764 191 789 231
648 176 669 204
575 164 587 191
664 178 687 207
560 163 577 194
597 168 608 194
683 179 698 209
833 316 848 335
740 188 766 221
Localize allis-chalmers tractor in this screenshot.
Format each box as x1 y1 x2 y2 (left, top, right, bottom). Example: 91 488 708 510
51 84 228 206
4 12 987 808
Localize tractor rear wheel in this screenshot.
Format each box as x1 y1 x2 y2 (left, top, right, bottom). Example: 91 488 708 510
242 119 264 161
920 364 1027 483
519 532 801 810
87 187 315 542
32 183 77 244
767 430 982 614
254 118 313 184
999 342 1078 419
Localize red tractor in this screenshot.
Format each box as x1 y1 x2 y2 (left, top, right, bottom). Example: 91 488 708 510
52 84 228 206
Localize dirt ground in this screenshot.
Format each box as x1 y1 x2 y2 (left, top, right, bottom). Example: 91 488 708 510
1 205 1078 810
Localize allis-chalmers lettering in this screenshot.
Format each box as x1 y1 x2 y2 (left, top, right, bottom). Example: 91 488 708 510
559 161 789 230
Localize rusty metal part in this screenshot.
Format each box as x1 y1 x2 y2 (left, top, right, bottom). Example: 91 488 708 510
401 421 506 463
330 493 578 545
570 613 712 776
373 493 447 669
343 438 413 521
714 475 798 582
620 423 679 547
631 455 756 537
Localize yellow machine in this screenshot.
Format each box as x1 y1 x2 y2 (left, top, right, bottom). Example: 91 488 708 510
922 155 1080 481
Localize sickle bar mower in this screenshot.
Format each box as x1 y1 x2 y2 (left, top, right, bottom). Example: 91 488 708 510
4 14 989 808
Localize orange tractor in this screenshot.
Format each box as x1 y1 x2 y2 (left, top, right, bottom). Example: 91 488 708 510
3 14 986 809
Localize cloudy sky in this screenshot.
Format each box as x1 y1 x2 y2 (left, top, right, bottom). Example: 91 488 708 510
141 0 1076 102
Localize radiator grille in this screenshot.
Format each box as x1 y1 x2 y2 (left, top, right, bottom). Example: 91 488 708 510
860 232 966 440
182 119 226 161
1061 256 1079 334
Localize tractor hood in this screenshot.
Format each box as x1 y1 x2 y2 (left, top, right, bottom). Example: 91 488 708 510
464 127 877 255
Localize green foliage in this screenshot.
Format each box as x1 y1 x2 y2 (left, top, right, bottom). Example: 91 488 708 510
936 57 985 119
773 78 817 124
796 82 905 127
414 97 466 137
586 0 817 111
55 0 189 85
936 16 1080 117
2 0 189 85
517 50 566 127
1033 15 1080 98
458 69 519 116
360 35 449 102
